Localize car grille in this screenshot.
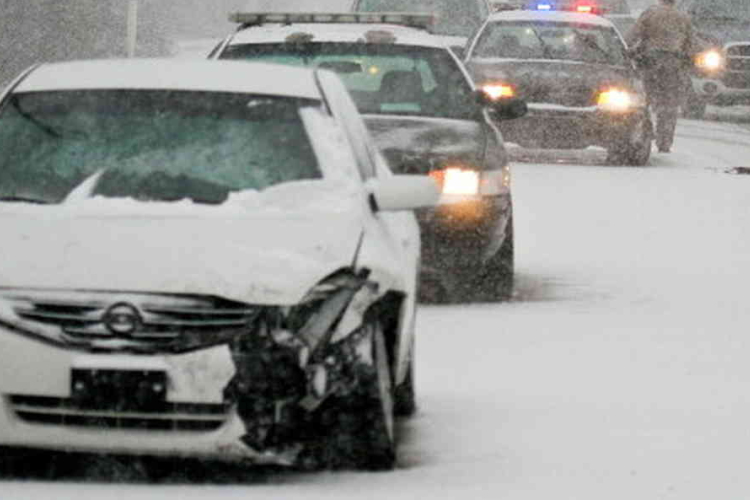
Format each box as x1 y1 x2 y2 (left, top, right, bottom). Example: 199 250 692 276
723 43 750 89
7 395 229 431
0 289 259 352
522 85 594 107
726 44 750 57
723 71 750 90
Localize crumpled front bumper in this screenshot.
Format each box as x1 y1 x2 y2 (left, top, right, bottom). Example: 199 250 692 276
0 277 383 465
499 104 647 149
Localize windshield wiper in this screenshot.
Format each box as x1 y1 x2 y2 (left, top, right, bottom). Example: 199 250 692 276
0 196 51 204
529 28 553 59
573 29 610 62
9 96 87 139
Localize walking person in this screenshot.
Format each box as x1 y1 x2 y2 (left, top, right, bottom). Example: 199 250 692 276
626 0 697 153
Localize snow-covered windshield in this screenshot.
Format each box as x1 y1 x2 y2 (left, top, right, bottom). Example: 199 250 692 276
473 21 627 66
354 0 486 37
220 44 478 120
0 91 322 205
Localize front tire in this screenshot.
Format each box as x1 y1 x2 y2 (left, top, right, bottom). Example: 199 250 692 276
476 215 514 302
311 322 396 470
607 115 652 166
393 356 416 417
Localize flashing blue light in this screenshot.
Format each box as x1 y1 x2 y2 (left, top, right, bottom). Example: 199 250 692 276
537 3 553 10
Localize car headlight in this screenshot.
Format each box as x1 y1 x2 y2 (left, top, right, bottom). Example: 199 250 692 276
597 88 638 113
285 271 368 353
429 167 480 195
481 83 516 100
428 167 509 196
695 49 724 72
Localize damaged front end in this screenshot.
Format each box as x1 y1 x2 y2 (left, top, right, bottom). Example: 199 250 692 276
0 268 388 466
224 269 386 463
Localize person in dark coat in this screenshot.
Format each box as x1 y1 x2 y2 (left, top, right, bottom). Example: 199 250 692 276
626 0 697 153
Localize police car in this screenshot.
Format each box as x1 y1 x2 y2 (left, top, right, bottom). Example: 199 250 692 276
466 3 653 165
211 12 528 302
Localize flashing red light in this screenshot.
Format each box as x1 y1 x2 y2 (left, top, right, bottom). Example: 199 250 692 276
576 4 594 13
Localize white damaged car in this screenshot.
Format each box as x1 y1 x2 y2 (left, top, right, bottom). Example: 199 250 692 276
0 59 438 469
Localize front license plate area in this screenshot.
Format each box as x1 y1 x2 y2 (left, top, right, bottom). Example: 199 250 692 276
71 369 167 411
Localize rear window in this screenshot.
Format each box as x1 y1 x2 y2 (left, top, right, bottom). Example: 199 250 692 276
0 90 322 205
472 20 627 66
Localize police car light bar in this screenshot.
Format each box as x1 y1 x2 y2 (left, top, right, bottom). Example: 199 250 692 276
229 12 436 32
523 1 605 14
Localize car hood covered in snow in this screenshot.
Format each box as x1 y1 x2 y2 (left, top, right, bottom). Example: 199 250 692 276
467 59 634 107
0 181 364 305
364 115 487 173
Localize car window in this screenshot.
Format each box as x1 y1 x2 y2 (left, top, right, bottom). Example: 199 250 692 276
220 43 479 120
354 0 486 37
472 21 627 66
0 90 322 204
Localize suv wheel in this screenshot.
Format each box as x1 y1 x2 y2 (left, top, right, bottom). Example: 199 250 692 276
477 215 514 302
607 115 652 166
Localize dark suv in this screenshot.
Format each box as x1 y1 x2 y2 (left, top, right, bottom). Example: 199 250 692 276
680 0 750 118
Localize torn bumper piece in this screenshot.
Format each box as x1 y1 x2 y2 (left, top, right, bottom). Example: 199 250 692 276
223 270 384 461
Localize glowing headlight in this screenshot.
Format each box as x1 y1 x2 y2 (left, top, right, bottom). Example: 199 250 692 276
696 50 724 72
597 89 635 113
430 167 480 195
482 83 515 100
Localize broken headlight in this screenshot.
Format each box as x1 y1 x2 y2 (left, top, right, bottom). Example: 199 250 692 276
285 271 369 353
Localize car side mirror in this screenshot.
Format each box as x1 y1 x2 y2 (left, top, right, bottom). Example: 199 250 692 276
368 175 440 212
475 89 528 120
489 97 528 121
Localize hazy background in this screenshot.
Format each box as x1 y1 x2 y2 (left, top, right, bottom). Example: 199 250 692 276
0 0 250 83
0 0 653 84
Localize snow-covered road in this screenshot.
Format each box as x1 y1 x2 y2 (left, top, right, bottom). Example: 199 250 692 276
3 118 750 499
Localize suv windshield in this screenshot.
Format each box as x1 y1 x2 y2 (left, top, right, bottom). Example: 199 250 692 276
601 0 630 15
354 0 486 37
220 43 479 120
0 91 321 205
682 0 750 20
472 21 628 66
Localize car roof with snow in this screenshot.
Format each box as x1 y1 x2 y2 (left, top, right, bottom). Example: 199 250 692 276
14 59 322 99
227 17 448 49
487 9 615 28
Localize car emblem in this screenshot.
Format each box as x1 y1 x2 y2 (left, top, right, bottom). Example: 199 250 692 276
102 303 142 337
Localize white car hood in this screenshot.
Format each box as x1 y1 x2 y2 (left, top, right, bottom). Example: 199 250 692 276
0 182 365 305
